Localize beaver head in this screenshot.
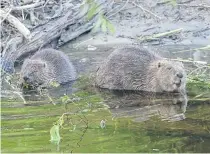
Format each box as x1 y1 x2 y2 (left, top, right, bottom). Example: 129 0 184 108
20 59 49 87
150 60 186 93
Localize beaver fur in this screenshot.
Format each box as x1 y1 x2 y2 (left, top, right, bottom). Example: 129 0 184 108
95 46 186 94
20 48 76 88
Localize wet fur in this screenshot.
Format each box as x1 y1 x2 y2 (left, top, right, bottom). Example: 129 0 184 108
95 46 186 93
20 49 76 88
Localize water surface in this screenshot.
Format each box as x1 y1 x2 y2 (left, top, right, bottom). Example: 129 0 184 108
1 44 210 153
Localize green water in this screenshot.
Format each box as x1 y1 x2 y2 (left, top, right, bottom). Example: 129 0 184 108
2 76 210 153
1 45 210 153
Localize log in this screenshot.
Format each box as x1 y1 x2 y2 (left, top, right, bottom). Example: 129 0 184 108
1 0 114 74
0 9 31 39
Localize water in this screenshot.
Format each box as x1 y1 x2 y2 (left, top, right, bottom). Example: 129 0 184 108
1 44 210 153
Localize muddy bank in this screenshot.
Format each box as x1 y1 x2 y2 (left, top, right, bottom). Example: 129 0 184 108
68 0 210 47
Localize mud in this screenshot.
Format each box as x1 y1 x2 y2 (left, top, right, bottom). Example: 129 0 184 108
69 0 210 47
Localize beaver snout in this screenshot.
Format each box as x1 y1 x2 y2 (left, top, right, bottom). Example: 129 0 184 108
23 76 29 81
176 72 183 78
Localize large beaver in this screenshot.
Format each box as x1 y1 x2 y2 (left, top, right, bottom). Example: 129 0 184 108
20 49 76 88
95 46 186 94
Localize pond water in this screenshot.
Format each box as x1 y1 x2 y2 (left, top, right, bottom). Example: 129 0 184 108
1 44 210 153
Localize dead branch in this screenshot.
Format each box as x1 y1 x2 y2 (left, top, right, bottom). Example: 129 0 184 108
0 9 31 39
177 3 210 8
107 0 129 18
131 1 162 19
2 36 23 58
1 90 26 104
11 1 45 10
1 0 114 74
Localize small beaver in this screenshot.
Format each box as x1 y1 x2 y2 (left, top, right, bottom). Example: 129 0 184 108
95 46 186 93
20 49 76 88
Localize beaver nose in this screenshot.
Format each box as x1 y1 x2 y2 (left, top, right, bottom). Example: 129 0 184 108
23 76 29 81
176 72 183 78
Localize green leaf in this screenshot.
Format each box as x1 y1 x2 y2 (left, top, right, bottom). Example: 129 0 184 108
106 20 115 34
58 114 64 127
92 16 102 33
87 2 98 20
50 125 61 142
22 82 29 88
50 81 60 87
169 0 177 6
101 17 107 33
85 0 93 4
60 95 70 103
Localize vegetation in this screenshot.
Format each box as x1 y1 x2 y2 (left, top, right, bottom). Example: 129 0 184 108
1 0 210 152
2 75 210 152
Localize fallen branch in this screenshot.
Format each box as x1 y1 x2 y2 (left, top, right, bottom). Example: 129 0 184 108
0 9 31 39
177 3 210 8
107 0 130 18
169 58 208 65
131 1 162 19
0 8 12 24
12 1 45 10
2 36 23 58
139 28 183 41
1 0 113 74
58 15 97 46
175 45 210 53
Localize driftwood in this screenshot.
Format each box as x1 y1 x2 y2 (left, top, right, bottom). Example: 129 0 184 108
0 9 31 39
1 0 114 74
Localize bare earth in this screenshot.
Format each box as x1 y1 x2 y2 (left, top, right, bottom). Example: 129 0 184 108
69 0 210 47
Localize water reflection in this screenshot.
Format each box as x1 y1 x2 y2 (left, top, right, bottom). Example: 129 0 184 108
97 89 187 122
22 81 75 103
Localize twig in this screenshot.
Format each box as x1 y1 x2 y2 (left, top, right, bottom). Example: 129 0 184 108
73 37 94 48
175 45 210 53
139 28 183 41
30 9 36 25
168 58 208 65
0 9 31 39
189 98 210 101
2 36 23 58
0 8 12 24
1 90 26 104
43 0 52 8
177 3 210 8
12 1 45 10
193 92 210 99
188 65 209 76
2 70 27 104
107 0 130 18
131 1 162 19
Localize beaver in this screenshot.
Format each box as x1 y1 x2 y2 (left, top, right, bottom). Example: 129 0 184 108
95 46 186 94
20 48 76 88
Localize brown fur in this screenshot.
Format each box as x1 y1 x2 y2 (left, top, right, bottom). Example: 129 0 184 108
95 46 186 94
20 49 76 88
